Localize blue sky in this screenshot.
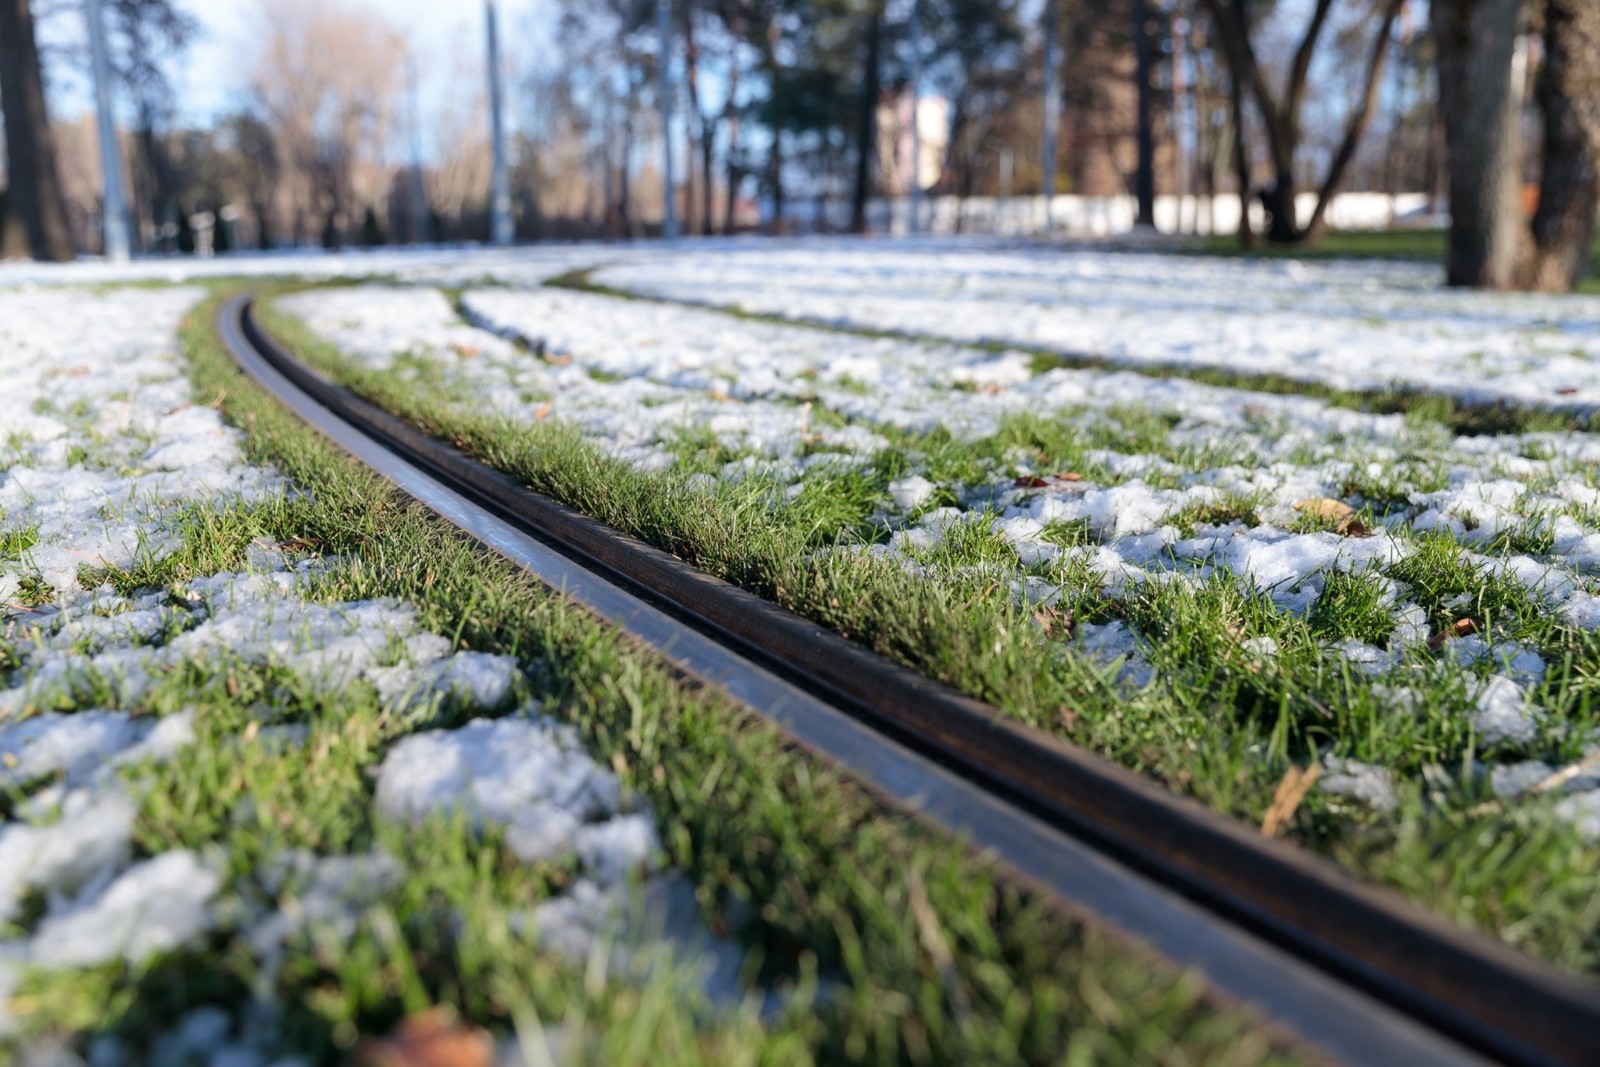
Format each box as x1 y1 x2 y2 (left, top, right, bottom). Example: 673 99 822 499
46 0 554 132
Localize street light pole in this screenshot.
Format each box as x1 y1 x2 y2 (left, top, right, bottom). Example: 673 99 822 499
657 0 678 239
86 0 129 262
485 0 513 246
1040 0 1059 232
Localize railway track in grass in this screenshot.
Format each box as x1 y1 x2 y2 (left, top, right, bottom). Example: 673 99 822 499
218 292 1600 1067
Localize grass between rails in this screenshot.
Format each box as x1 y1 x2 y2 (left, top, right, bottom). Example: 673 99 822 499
0 284 1310 1064
545 267 1592 438
258 293 1600 980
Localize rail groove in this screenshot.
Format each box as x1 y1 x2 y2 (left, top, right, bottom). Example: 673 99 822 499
219 292 1600 1067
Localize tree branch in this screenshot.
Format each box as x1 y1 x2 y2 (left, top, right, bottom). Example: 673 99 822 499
1303 0 1403 238
1284 0 1335 126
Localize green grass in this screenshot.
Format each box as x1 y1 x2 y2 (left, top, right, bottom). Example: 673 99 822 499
1194 228 1457 262
258 291 1600 980
1192 228 1600 294
1 525 39 562
0 285 1304 1064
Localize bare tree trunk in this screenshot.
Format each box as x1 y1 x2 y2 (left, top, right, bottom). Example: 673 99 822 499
0 0 74 261
723 44 742 234
1225 24 1254 249
700 115 716 236
850 6 883 235
618 106 634 239
1132 0 1156 228
1519 0 1600 291
1431 0 1526 288
683 7 718 237
768 131 784 234
681 32 697 237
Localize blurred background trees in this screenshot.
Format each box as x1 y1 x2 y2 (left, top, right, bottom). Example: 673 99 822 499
0 0 1593 290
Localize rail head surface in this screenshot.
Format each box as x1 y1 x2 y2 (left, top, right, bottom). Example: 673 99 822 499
222 293 1600 1067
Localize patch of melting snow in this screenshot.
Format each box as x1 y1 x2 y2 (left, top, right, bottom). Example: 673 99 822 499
1472 676 1539 746
29 850 221 969
1551 793 1600 842
248 850 404 979
1072 620 1156 691
594 243 1600 408
375 715 750 1006
276 259 1600 874
0 791 138 924
887 475 938 510
375 714 648 872
1319 757 1398 813
0 281 737 1056
0 289 284 610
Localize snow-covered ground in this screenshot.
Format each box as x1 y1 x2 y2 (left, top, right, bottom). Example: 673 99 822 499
278 271 1600 837
594 242 1600 409
0 284 735 1061
0 242 608 291
8 237 1597 1014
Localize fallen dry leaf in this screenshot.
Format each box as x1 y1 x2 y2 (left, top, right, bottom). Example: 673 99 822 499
355 1010 492 1067
533 402 553 421
1014 472 1083 490
1033 604 1074 639
1427 617 1478 652
1293 497 1369 536
449 343 481 359
1293 497 1354 523
1261 762 1321 838
543 352 574 366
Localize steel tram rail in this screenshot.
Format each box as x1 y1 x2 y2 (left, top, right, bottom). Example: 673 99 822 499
219 292 1600 1067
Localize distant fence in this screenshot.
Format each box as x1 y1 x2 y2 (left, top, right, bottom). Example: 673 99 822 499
777 192 1437 237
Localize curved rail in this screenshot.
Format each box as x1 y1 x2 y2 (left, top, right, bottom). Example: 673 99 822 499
219 292 1600 1066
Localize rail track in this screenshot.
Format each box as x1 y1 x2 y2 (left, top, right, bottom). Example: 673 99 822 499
218 291 1600 1067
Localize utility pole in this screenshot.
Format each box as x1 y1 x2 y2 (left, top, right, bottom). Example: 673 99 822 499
86 0 129 262
485 0 513 246
657 0 678 238
406 54 431 244
1040 0 1059 231
907 0 923 234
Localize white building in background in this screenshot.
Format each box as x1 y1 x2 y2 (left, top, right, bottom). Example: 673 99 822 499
877 90 949 198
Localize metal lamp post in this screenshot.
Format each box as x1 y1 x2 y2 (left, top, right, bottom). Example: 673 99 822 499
658 0 678 239
1040 0 1059 232
86 0 129 262
485 0 513 246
